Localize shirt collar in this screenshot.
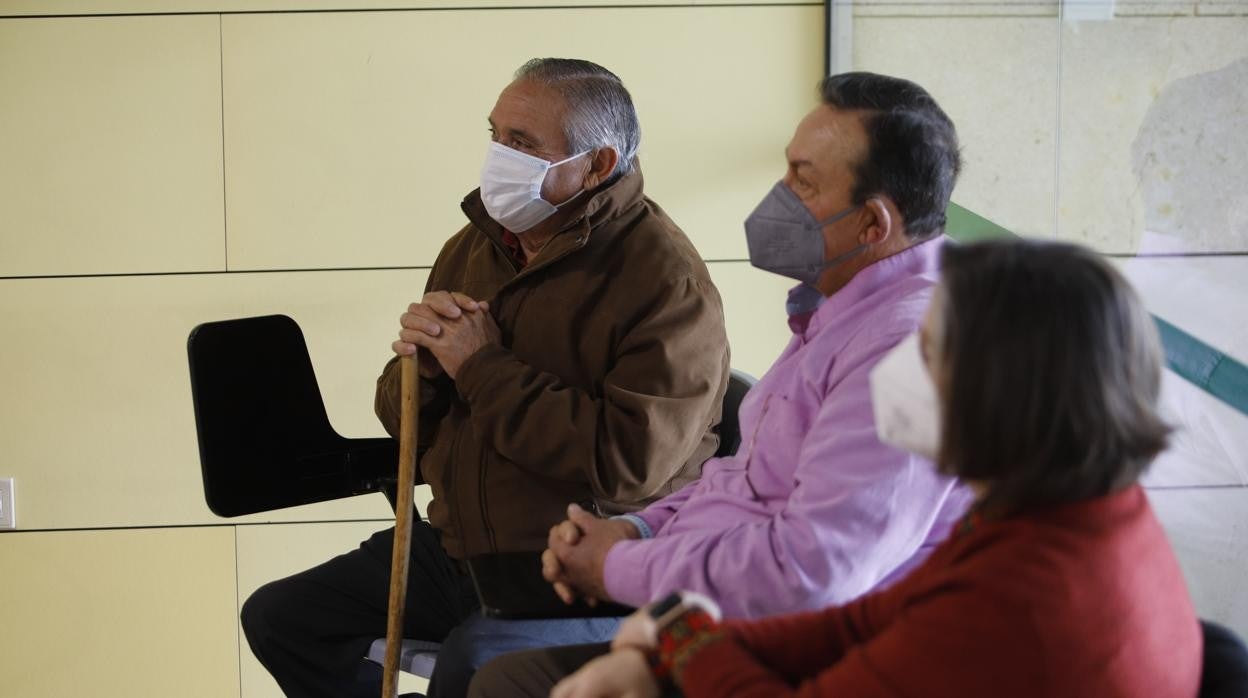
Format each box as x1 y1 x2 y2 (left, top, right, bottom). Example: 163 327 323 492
500 229 527 269
789 235 947 337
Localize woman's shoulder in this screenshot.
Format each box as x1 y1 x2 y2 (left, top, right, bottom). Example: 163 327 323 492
925 489 1199 692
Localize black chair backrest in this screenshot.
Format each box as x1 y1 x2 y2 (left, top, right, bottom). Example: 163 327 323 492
715 369 757 459
188 315 395 517
1201 619 1248 697
189 315 758 514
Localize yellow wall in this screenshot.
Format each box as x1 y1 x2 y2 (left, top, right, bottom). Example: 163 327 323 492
0 527 239 698
0 4 813 696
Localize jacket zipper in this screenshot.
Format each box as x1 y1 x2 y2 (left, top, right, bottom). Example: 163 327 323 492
475 285 535 554
445 414 470 557
479 448 497 552
468 228 586 554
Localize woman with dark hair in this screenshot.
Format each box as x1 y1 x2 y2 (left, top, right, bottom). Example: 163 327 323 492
542 238 1201 698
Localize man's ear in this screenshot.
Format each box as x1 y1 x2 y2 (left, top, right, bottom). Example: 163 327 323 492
583 147 619 189
860 197 896 245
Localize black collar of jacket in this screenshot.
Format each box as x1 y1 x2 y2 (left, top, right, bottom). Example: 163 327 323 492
459 169 646 264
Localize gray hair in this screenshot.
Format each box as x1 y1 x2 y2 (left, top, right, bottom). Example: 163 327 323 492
515 58 641 183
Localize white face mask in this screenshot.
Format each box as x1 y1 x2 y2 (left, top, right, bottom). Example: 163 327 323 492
479 142 589 232
869 333 942 460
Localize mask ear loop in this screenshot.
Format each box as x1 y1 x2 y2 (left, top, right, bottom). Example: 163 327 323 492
548 149 597 209
807 203 868 273
553 188 586 210
813 202 862 229
547 149 593 169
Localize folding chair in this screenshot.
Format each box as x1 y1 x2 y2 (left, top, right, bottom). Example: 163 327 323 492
187 314 756 679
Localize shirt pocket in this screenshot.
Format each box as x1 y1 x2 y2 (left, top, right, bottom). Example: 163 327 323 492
731 392 810 501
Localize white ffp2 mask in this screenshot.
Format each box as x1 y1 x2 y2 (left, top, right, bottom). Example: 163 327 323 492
479 142 589 232
869 333 941 461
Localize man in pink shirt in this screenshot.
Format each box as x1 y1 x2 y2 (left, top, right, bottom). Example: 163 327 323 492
456 71 975 696
541 71 972 617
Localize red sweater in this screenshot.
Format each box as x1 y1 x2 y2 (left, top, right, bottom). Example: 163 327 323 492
680 486 1201 698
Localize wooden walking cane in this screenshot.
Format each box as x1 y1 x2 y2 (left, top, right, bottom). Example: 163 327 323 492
382 351 420 698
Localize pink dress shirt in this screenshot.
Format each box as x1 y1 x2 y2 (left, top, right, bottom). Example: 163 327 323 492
603 236 972 618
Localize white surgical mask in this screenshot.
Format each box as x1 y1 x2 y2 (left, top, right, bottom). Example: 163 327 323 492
479 142 589 232
869 333 941 460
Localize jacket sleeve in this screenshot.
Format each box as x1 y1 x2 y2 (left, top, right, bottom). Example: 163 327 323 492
452 274 728 505
678 571 1030 697
675 602 884 698
600 339 962 615
677 596 898 698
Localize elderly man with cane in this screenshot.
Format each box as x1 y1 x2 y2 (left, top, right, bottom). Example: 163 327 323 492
240 57 730 698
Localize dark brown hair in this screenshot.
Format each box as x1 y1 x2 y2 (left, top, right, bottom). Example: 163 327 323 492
936 239 1171 514
819 72 961 241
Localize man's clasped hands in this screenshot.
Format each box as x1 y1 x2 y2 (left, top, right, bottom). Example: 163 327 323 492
394 291 501 380
398 290 638 605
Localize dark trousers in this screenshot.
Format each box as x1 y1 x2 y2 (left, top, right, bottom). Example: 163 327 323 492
241 521 480 698
468 643 684 698
467 642 612 698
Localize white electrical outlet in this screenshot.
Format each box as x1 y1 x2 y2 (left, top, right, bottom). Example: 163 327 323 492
0 478 14 529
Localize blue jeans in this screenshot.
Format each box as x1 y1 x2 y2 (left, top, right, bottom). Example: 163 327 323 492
427 614 624 698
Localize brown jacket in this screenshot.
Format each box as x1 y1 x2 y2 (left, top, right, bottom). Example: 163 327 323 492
375 171 729 560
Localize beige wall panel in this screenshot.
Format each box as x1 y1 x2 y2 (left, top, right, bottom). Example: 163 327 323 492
1057 17 1248 253
622 8 823 262
0 269 427 530
0 16 225 276
1198 0 1248 15
235 520 427 697
222 7 821 271
0 0 812 16
0 527 238 698
852 0 1058 18
707 261 795 379
854 16 1060 239
1113 0 1198 16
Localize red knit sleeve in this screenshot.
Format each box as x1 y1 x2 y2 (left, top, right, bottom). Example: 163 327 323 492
674 541 1051 698
727 582 898 680
667 584 901 697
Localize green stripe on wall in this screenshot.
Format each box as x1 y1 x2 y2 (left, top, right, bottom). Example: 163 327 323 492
946 202 1248 418
945 202 1015 244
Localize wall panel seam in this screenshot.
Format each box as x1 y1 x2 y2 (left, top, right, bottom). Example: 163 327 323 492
8 3 1242 20
0 260 765 281
1052 1 1063 240
233 525 243 698
1 3 823 21
4 254 1248 282
220 13 230 273
1 517 400 534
